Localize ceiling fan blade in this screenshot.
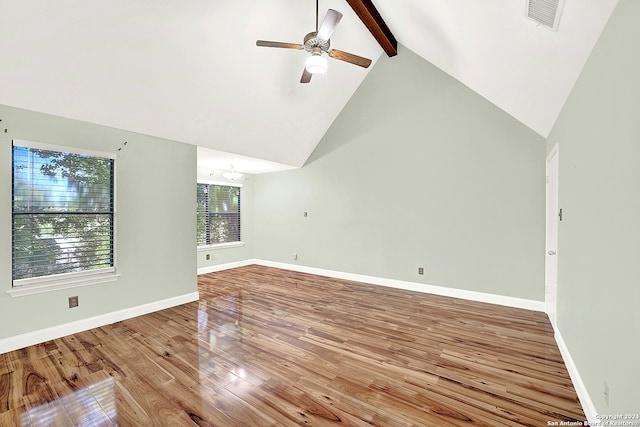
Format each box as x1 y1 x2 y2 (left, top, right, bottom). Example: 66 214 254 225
256 40 304 50
328 49 372 68
300 67 312 84
316 9 343 41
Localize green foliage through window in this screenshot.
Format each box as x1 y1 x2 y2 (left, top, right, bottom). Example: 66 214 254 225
12 143 114 281
197 184 241 246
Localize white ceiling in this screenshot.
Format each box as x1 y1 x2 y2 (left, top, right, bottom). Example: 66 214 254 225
0 0 618 174
196 146 296 183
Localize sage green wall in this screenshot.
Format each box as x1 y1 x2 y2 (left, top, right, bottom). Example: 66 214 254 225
254 45 546 301
0 105 197 340
546 0 640 413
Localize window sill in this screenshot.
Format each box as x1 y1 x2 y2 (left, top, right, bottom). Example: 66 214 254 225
7 270 120 298
197 242 245 251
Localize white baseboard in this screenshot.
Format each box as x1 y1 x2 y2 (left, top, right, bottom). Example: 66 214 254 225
553 324 597 423
253 259 546 312
197 259 256 275
0 291 199 354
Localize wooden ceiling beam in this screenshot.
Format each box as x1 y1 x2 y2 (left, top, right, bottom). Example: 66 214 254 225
345 0 398 57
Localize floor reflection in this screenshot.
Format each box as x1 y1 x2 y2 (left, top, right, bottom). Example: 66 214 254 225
23 377 115 426
197 291 244 353
197 290 249 400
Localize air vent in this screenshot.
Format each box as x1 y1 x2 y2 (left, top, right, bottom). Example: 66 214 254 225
526 0 565 30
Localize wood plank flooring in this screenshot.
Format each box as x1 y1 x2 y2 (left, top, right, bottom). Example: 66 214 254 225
0 265 585 426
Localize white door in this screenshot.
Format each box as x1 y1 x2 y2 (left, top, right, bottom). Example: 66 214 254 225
545 145 559 326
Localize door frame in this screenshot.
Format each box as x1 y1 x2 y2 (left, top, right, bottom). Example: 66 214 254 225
545 144 559 326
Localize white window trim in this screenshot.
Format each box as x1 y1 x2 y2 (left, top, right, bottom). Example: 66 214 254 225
197 241 245 251
10 139 118 297
198 179 242 188
7 269 121 298
12 139 117 160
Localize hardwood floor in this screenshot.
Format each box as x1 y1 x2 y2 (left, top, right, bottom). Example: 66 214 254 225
0 265 585 426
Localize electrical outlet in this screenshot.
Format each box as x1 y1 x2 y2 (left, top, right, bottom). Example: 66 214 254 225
68 296 79 308
604 381 610 406
418 267 424 275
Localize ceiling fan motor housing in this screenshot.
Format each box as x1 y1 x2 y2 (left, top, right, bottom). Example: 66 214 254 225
304 32 330 52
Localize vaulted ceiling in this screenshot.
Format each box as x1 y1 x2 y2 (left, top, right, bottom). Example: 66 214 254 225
0 0 618 173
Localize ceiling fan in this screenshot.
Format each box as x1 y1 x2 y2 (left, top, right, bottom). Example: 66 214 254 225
256 0 372 83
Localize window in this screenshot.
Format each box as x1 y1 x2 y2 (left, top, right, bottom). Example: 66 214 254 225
197 183 241 246
12 140 115 285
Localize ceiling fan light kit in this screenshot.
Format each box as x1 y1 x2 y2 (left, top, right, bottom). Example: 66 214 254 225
223 171 243 181
256 0 372 83
305 49 327 74
222 165 243 181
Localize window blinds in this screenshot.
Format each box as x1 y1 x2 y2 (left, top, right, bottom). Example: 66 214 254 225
12 143 115 281
196 183 241 245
